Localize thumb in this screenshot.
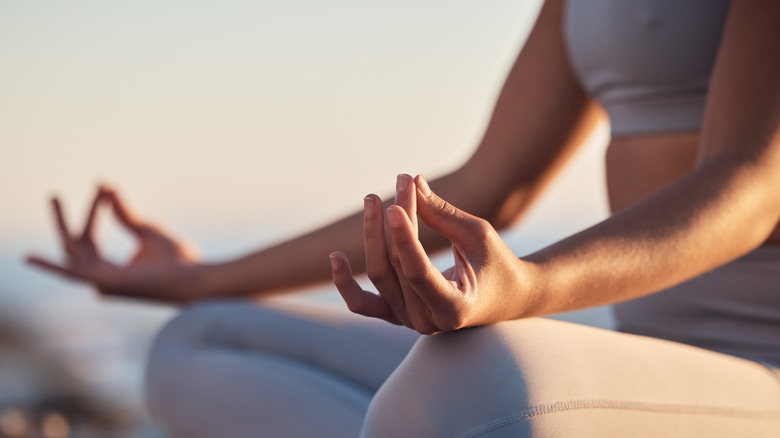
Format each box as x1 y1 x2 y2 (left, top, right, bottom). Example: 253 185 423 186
414 174 491 250
105 189 146 235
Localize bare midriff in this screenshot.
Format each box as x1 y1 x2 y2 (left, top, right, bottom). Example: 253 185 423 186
605 131 780 244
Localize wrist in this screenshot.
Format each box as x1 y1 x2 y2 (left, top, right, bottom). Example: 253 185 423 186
515 257 548 319
185 262 213 300
191 261 243 300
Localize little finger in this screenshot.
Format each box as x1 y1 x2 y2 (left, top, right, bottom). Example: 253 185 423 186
363 195 410 326
330 251 401 325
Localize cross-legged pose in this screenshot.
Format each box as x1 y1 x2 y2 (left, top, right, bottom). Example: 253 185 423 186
30 0 780 436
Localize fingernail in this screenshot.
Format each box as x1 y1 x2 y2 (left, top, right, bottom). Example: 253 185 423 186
417 174 431 197
364 195 374 214
329 252 339 268
387 207 402 227
396 174 410 192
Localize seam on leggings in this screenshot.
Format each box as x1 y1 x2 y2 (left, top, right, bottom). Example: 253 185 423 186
453 399 780 438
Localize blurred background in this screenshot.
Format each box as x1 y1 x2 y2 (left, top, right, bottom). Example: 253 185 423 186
1 0 610 436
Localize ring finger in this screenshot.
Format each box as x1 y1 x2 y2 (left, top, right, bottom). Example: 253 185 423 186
363 194 411 327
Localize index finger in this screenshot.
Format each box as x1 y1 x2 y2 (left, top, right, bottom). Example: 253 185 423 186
51 197 76 255
386 206 462 313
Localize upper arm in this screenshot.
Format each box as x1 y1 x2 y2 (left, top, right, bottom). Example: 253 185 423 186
699 0 780 166
451 0 603 228
694 0 780 239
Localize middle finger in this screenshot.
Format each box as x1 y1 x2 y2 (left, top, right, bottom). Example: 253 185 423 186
80 185 106 241
391 174 431 330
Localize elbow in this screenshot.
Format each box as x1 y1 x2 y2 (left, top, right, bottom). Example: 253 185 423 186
448 161 549 231
746 191 780 249
706 156 780 255
488 187 536 230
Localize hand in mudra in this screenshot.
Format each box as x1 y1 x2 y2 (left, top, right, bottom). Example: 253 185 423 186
27 187 203 302
330 174 535 335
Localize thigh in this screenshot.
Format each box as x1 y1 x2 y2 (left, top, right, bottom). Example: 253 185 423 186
363 318 780 438
145 299 419 438
148 299 419 391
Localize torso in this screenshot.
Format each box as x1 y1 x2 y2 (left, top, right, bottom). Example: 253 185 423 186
564 0 780 244
606 132 780 244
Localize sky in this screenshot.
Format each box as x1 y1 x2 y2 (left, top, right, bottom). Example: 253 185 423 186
1 0 610 299
0 3 614 419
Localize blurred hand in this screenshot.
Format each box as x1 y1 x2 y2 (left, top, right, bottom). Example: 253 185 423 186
27 187 203 302
330 174 536 334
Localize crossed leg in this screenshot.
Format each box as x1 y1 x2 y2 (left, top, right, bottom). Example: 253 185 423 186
145 300 418 438
145 303 780 437
363 318 780 437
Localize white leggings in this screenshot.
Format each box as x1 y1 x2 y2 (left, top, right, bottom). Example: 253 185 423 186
145 301 780 437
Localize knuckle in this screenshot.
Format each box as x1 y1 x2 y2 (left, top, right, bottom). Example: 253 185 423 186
407 309 440 336
403 267 430 285
346 300 367 315
344 294 377 317
413 320 437 336
391 232 413 251
435 305 469 332
366 268 389 285
433 199 458 218
389 249 402 266
363 224 382 239
469 217 493 236
331 273 349 288
333 277 358 293
439 313 467 332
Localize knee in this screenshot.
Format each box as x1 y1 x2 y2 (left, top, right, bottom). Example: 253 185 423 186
361 319 595 438
144 301 247 419
149 300 249 350
146 301 241 373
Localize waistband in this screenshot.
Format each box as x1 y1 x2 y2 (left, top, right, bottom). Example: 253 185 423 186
605 93 706 137
735 244 780 263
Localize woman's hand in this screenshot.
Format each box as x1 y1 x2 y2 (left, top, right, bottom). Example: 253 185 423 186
330 174 538 334
27 186 203 302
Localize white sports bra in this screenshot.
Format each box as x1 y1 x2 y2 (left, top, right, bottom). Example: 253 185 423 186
564 0 731 136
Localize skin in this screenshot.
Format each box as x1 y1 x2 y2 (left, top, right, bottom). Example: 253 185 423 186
29 0 780 335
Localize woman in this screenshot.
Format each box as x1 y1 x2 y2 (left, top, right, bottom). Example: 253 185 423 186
29 0 780 436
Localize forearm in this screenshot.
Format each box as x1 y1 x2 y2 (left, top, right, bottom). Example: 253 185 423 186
522 155 780 318
193 175 469 300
